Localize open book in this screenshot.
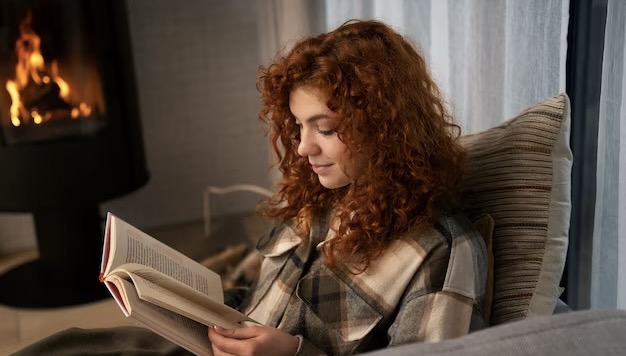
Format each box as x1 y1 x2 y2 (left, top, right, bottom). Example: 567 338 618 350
100 212 256 356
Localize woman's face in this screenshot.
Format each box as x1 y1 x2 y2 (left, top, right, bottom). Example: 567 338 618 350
289 86 364 189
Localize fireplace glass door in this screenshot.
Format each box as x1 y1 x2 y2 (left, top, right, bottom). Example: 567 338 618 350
0 0 106 145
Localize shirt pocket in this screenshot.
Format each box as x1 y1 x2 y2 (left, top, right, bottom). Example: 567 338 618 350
296 265 383 342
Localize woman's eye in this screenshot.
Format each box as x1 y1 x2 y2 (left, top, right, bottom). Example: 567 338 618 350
318 129 335 136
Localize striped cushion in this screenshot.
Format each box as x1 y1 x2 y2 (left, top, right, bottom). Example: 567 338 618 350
460 94 572 326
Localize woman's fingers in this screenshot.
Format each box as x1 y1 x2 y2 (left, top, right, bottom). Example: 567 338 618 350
208 325 298 356
212 325 263 339
208 326 256 355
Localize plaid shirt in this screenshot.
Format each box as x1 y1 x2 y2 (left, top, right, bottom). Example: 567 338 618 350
243 212 487 355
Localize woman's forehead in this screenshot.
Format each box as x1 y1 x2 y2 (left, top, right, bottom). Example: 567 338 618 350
289 87 333 120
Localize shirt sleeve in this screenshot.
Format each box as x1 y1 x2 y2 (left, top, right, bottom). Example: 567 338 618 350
387 237 486 345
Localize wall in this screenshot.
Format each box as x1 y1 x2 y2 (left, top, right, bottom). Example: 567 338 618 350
0 0 270 253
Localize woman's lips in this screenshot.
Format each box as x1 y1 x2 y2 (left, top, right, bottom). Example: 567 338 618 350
311 164 332 175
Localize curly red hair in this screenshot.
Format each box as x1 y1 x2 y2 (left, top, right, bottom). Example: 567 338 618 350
258 20 465 269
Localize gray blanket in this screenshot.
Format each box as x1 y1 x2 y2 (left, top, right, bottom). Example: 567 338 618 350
12 327 191 356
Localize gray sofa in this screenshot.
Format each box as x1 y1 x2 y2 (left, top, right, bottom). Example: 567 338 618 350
364 308 626 356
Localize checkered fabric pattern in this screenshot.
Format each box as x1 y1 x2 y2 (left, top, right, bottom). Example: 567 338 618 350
243 213 487 355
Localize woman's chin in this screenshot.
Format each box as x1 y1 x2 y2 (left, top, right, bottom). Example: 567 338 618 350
318 177 350 190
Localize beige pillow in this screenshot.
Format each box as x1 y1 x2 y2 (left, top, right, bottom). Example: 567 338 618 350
460 94 572 326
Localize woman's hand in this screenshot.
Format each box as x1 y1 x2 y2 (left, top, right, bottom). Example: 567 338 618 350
208 325 299 356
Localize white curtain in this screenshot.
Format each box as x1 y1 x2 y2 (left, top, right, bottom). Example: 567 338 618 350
592 0 626 309
257 0 569 132
325 0 569 134
257 0 326 66
256 0 328 182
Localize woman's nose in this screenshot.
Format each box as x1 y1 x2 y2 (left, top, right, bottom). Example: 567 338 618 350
297 131 320 157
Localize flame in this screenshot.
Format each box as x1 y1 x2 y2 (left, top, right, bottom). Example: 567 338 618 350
5 81 22 126
4 12 91 127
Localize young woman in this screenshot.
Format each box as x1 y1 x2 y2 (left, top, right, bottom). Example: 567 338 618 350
208 19 487 356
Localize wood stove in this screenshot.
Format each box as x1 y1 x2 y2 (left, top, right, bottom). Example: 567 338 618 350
0 0 148 307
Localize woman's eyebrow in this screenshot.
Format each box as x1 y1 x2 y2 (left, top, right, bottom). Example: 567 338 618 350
295 114 331 124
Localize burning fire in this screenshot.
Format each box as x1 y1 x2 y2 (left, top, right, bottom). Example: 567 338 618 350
4 12 91 127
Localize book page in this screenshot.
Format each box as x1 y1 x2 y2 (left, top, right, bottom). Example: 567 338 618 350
108 265 255 326
102 213 223 303
108 277 213 356
131 273 244 329
104 279 131 317
99 214 113 280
